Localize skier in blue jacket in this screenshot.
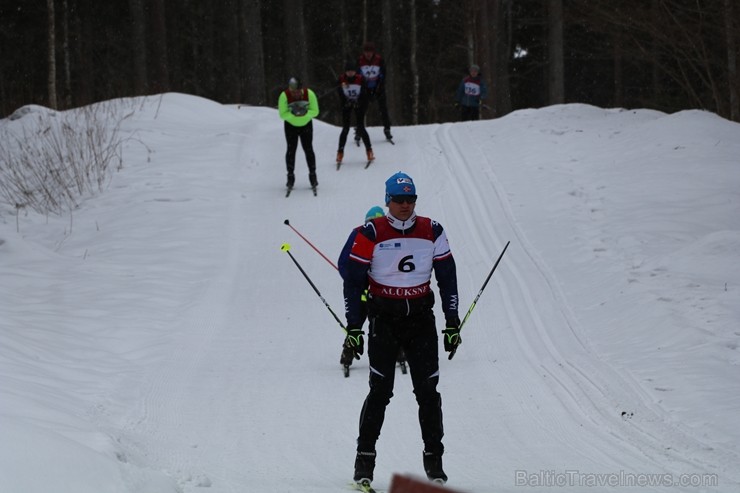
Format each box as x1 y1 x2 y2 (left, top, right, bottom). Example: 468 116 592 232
339 206 409 375
455 64 488 121
338 205 385 371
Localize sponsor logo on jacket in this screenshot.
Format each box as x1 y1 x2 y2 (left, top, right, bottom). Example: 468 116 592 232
378 242 402 250
375 283 431 298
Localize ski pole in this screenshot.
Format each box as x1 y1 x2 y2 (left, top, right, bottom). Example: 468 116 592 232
283 219 338 271
449 240 510 360
281 243 346 332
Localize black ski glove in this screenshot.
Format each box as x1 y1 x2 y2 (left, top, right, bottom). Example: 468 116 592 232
442 316 461 353
343 324 364 359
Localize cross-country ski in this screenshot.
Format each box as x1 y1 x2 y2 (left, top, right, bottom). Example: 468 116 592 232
349 479 379 493
285 186 317 197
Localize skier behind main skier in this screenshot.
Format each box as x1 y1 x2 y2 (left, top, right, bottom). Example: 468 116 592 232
355 41 393 144
455 63 488 121
340 172 462 489
338 206 406 376
336 61 374 166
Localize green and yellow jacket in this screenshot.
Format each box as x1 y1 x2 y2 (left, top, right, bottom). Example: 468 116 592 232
278 87 319 127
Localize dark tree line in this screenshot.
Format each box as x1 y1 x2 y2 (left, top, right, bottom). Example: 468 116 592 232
1 0 738 123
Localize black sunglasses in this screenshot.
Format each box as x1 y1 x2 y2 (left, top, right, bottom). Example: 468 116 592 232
390 195 417 204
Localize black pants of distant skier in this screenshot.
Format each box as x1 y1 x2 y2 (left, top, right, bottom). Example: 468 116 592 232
356 294 443 456
339 105 371 151
357 90 392 138
284 121 317 187
460 105 480 121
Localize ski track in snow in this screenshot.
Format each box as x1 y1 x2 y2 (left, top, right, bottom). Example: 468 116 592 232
110 119 249 491
425 122 735 490
114 113 735 493
109 115 368 493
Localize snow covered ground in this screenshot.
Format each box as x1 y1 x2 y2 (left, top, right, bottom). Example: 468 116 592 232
1 94 738 493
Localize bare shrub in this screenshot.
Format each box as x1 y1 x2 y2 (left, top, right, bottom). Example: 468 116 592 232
0 100 133 216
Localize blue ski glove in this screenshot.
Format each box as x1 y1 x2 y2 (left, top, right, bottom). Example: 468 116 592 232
343 324 364 359
442 316 461 353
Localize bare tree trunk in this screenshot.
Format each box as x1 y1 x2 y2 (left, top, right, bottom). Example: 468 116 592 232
613 29 623 107
464 0 476 66
362 0 368 44
71 0 92 105
381 0 397 126
492 0 512 116
409 0 419 124
725 0 739 121
240 0 266 105
547 0 564 104
149 0 170 93
47 0 58 109
283 0 309 83
650 0 660 103
61 0 72 107
220 0 241 102
477 0 492 110
340 0 350 59
129 0 148 95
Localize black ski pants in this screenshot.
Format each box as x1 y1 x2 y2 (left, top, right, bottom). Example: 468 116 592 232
284 120 317 184
339 104 370 151
370 91 392 131
356 90 392 135
357 297 443 455
460 105 480 121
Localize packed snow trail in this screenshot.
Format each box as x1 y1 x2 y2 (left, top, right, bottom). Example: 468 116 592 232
423 122 733 487
10 95 733 492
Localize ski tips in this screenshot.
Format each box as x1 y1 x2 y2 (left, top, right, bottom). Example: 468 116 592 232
280 243 291 252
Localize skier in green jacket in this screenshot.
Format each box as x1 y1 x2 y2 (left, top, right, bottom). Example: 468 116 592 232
278 77 320 192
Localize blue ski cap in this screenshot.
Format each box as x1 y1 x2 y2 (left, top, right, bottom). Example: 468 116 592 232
365 206 385 222
384 172 416 205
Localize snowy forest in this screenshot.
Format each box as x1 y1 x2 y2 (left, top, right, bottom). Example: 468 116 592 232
1 0 739 125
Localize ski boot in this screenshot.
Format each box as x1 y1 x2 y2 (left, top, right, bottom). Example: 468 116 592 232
423 450 447 484
353 449 376 483
285 173 295 196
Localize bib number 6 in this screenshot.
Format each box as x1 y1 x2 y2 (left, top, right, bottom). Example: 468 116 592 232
398 255 416 273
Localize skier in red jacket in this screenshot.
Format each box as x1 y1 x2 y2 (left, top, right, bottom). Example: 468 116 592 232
336 61 374 165
355 42 393 144
341 172 461 489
